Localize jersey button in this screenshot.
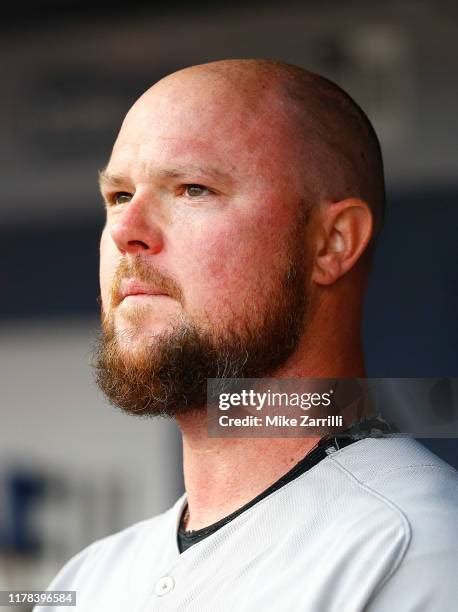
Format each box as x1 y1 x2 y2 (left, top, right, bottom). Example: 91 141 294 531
154 576 175 596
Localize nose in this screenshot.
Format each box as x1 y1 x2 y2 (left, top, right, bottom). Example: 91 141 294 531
109 193 164 256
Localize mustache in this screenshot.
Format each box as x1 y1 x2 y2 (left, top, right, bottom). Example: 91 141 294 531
110 256 184 308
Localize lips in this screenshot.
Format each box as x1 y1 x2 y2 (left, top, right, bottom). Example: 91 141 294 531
120 279 168 301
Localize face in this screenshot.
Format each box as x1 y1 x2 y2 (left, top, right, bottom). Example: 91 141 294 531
95 70 312 417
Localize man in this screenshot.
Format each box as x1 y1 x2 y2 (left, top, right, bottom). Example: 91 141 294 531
37 60 457 611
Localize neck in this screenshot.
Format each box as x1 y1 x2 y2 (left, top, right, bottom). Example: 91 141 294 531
175 317 365 531
178 428 321 531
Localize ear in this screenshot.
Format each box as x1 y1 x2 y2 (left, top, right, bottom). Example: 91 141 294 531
312 198 373 286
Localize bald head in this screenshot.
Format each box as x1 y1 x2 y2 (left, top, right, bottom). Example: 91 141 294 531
128 59 385 239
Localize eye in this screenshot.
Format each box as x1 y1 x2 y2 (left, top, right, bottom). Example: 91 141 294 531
184 184 210 197
111 192 132 205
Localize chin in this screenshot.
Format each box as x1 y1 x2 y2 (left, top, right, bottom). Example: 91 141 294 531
115 302 168 328
115 320 170 344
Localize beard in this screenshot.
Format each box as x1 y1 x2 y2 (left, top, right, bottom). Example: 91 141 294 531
93 221 310 418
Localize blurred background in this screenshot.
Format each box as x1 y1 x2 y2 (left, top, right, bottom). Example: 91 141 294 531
1 0 457 602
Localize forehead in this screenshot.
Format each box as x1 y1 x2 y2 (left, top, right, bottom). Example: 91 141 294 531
108 77 301 184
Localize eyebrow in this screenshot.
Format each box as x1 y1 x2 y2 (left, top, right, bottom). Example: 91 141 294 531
98 169 128 189
98 165 234 189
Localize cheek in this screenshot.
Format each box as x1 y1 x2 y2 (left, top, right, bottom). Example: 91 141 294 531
174 211 287 317
99 227 118 309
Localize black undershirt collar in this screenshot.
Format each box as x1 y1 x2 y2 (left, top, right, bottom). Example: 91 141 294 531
177 434 358 553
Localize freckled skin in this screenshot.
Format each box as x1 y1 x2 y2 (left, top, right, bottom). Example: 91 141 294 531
100 70 306 344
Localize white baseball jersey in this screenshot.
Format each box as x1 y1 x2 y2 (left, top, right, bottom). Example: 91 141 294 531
35 437 458 611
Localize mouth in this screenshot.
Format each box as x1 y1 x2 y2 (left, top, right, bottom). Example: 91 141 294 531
120 280 169 302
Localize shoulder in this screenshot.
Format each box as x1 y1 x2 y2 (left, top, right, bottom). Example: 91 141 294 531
329 437 458 610
329 436 458 516
328 437 457 542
